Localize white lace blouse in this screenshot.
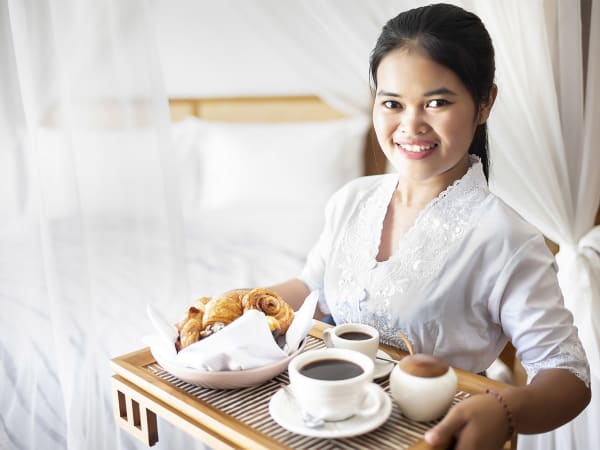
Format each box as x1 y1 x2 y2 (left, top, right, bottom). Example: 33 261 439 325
300 159 590 386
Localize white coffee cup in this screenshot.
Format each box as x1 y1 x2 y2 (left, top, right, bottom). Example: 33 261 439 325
322 323 380 360
389 354 457 422
287 348 382 421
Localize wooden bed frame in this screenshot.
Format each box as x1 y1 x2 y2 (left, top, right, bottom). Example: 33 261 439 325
168 96 387 176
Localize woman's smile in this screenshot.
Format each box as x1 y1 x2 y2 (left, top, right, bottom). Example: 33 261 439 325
396 140 439 159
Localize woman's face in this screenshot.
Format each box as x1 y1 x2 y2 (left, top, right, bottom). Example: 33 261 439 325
372 48 493 183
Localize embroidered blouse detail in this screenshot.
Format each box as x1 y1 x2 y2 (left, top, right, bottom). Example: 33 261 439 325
302 158 590 384
521 332 590 388
334 161 488 350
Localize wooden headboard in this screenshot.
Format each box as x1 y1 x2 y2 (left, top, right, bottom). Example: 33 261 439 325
168 96 387 176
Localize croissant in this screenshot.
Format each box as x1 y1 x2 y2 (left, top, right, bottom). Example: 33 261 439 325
202 291 244 328
242 288 294 335
220 288 250 302
193 296 212 311
178 306 204 350
175 296 211 333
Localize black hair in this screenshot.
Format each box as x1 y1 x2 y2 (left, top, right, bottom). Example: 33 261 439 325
369 3 495 180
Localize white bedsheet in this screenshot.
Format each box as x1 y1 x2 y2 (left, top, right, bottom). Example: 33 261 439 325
0 215 306 449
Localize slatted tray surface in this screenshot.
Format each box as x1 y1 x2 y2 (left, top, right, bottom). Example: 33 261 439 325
145 335 470 449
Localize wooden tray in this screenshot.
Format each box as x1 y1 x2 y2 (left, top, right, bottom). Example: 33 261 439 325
110 322 511 449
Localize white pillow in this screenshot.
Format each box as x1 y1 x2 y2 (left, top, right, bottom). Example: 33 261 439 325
173 116 369 210
171 115 370 255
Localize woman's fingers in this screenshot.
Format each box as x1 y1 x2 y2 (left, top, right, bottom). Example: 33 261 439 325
424 395 509 450
424 405 465 446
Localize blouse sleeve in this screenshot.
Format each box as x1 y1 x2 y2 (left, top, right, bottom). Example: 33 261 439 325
489 234 590 387
298 187 347 315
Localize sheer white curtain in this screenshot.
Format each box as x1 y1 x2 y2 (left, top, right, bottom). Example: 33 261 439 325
0 0 196 449
232 0 437 116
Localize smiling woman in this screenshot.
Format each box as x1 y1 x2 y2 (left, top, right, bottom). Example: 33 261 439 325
2 1 598 449
265 4 591 450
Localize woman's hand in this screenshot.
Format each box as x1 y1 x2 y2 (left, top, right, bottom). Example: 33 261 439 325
425 368 590 450
424 393 511 450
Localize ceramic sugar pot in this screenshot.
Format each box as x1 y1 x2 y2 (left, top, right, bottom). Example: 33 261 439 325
389 336 457 422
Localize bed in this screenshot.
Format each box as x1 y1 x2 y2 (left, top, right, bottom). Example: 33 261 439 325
0 96 379 449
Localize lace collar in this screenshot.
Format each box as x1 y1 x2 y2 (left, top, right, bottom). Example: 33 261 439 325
333 157 490 343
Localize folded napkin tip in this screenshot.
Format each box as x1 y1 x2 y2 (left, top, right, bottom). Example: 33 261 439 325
147 303 178 344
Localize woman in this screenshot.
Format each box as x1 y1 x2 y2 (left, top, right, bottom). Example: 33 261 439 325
270 4 591 449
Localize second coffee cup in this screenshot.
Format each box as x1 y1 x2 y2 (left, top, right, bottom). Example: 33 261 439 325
322 323 380 360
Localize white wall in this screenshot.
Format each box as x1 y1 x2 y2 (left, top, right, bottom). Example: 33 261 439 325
155 0 311 98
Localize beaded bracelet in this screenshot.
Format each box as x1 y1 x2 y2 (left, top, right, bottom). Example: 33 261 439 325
485 388 516 438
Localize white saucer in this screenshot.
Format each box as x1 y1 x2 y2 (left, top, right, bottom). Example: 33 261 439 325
268 384 392 438
374 350 395 380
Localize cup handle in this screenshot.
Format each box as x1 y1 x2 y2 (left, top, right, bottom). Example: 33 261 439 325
356 383 383 418
322 328 334 348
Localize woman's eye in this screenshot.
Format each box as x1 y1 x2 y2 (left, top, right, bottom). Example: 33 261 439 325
382 100 401 109
427 99 451 108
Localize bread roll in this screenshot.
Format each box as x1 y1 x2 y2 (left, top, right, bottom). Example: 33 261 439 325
242 288 294 335
193 296 211 311
175 298 209 333
178 306 204 350
202 291 244 328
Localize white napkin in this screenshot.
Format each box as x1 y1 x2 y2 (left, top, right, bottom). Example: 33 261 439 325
284 290 318 352
145 291 318 371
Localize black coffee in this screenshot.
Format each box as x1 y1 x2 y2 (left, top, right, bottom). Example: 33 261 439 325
299 358 364 381
338 331 372 341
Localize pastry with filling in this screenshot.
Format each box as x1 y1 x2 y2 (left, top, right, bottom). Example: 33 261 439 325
242 287 294 335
